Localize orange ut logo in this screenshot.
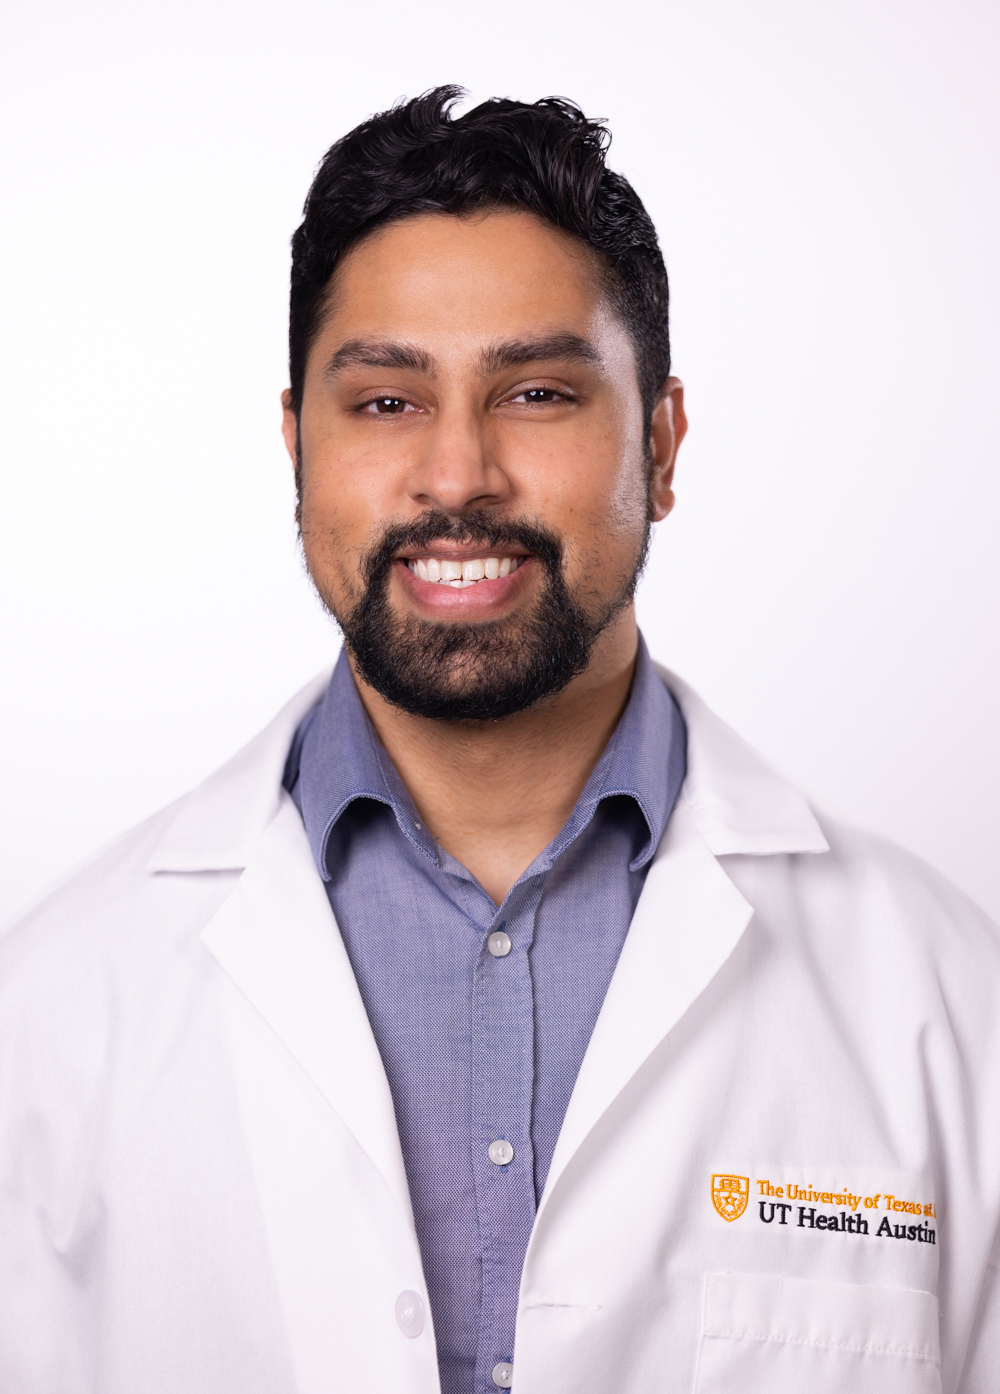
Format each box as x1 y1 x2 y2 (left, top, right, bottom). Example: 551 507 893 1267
712 1174 749 1222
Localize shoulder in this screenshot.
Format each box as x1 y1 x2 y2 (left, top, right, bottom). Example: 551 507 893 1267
0 802 233 1049
0 671 330 1006
721 812 1000 1059
814 813 995 929
655 657 997 952
653 657 1000 1020
761 811 999 954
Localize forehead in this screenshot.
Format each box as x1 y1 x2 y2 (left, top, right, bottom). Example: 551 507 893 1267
317 210 615 349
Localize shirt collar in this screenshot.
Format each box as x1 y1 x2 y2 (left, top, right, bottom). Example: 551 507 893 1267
537 634 686 874
287 650 435 880
287 635 685 882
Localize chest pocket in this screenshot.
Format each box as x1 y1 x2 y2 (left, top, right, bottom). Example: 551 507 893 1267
693 1272 941 1394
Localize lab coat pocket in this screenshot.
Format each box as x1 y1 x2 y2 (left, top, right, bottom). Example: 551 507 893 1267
693 1271 941 1394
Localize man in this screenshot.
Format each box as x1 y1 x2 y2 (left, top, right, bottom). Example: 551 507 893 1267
0 87 997 1394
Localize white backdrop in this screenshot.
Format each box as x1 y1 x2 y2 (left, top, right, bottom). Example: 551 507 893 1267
2 0 998 926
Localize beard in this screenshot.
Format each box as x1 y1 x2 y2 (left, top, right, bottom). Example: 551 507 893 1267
313 509 650 722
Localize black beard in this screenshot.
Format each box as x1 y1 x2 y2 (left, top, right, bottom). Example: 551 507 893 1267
322 510 647 722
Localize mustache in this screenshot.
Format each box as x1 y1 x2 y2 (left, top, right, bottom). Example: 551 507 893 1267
360 510 563 587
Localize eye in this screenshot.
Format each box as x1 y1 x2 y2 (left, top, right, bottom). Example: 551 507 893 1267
508 387 571 405
361 396 413 415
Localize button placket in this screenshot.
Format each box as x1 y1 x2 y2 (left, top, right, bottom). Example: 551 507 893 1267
472 890 540 1394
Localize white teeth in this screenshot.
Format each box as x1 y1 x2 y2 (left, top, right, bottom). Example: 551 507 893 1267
409 555 524 585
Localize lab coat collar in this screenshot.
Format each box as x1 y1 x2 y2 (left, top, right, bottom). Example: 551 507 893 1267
145 671 331 873
533 667 828 1221
657 663 829 856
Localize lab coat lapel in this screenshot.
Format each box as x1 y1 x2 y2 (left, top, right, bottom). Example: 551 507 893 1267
539 799 752 1209
200 794 414 1227
537 665 828 1212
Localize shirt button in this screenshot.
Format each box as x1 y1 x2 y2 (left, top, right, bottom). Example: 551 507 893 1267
492 1361 514 1387
488 1139 514 1166
488 930 512 957
394 1290 425 1337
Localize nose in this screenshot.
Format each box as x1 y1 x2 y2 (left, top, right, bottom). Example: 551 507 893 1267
407 403 511 515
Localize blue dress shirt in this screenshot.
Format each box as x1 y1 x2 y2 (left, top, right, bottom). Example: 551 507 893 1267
284 637 686 1394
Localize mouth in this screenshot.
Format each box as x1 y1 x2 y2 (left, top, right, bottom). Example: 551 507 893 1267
404 554 526 589
393 545 535 617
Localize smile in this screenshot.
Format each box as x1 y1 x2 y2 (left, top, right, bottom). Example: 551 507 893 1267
406 556 526 589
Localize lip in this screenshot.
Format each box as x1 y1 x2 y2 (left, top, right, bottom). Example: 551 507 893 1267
394 555 536 617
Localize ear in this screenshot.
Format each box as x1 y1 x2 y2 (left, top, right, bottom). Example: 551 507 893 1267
280 388 299 467
648 377 687 522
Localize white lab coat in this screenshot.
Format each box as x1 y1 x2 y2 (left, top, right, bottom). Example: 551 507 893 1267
1 666 998 1394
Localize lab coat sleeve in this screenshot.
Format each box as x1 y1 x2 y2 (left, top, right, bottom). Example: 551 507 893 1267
0 919 99 1394
956 1218 1000 1392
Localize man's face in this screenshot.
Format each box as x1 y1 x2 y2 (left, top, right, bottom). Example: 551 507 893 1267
283 209 683 720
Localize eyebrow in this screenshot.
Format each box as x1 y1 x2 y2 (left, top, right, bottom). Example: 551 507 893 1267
323 339 436 378
478 332 602 376
322 331 602 382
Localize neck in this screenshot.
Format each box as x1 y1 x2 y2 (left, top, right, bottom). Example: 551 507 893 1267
348 611 640 905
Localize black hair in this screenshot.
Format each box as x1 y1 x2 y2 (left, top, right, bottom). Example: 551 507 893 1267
288 86 671 428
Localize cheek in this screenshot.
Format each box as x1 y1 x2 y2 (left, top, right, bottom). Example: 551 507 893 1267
300 425 407 542
297 471 366 605
298 469 344 546
573 435 650 548
606 456 651 535
298 424 384 541
561 391 648 536
555 470 648 597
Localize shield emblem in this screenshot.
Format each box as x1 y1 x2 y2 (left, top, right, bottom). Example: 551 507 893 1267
711 1174 749 1222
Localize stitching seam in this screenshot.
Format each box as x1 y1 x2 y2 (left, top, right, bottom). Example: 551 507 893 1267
703 1329 938 1363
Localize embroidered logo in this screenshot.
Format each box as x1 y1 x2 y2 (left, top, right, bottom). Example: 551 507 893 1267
753 1176 937 1243
711 1174 749 1222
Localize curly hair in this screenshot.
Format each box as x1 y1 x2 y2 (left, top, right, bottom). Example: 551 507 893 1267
289 86 671 429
